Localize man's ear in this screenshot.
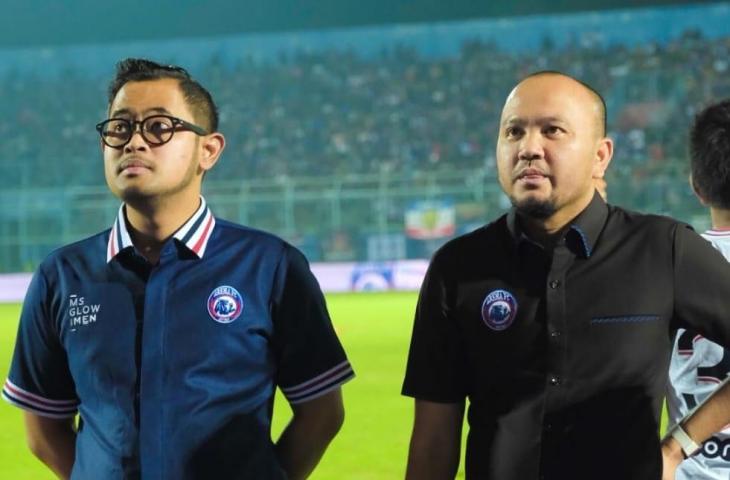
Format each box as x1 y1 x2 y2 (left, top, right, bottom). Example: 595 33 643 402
199 132 226 172
592 137 613 179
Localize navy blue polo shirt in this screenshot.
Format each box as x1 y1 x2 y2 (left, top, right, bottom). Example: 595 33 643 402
3 197 354 479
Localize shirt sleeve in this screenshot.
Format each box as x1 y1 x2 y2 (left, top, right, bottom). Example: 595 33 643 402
673 224 730 348
271 245 354 405
3 267 79 418
402 251 467 403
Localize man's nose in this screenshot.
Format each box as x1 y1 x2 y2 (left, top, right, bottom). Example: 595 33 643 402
518 131 543 162
124 125 149 153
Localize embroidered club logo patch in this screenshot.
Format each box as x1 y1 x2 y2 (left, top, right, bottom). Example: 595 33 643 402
207 286 243 323
481 289 518 331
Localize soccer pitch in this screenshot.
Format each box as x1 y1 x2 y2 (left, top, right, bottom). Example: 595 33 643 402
0 293 669 479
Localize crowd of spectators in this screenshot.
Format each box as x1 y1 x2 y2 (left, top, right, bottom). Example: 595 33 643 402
1 28 729 190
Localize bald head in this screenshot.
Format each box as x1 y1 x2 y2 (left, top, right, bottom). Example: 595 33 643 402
508 71 607 138
495 70 614 230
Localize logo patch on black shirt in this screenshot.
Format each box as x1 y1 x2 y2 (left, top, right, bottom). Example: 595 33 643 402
481 289 518 331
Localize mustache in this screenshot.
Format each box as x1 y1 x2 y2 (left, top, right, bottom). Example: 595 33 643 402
117 157 152 173
512 166 549 181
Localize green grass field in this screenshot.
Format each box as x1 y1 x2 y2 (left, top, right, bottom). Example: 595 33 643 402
0 293 668 478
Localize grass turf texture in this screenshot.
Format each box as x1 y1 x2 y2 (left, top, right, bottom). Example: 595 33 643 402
0 293 669 479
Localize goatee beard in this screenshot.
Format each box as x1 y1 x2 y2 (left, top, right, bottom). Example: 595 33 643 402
512 197 556 220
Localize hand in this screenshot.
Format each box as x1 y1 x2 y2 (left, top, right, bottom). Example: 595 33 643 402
661 438 684 480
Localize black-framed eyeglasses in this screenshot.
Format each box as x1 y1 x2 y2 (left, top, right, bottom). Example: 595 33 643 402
95 114 209 149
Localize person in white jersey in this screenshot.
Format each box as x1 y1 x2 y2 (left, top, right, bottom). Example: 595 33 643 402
667 98 730 479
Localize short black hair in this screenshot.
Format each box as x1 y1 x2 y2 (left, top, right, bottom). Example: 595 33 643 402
107 58 218 132
690 99 730 209
523 70 607 137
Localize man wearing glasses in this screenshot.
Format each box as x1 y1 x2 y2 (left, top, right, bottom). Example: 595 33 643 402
3 58 354 479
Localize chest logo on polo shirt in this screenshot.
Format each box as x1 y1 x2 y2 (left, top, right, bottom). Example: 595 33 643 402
481 289 518 331
67 294 101 331
207 285 244 324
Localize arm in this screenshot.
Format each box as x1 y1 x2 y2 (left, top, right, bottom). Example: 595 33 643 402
661 378 730 480
274 388 345 480
23 412 76 479
663 228 730 478
406 399 465 480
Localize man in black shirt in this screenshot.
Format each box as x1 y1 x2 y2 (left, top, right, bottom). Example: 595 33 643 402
402 71 730 480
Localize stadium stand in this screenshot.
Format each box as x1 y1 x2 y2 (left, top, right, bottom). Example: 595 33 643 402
1 4 729 271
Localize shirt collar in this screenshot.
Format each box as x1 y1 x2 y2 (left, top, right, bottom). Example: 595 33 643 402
106 196 216 263
506 191 608 258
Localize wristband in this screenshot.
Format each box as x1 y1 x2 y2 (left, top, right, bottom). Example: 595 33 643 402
667 423 701 458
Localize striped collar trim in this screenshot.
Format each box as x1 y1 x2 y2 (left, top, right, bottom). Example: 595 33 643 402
704 228 730 236
106 197 216 263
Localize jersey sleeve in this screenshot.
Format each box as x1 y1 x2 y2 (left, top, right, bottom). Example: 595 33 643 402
3 267 79 418
673 224 730 348
271 245 354 405
402 252 467 403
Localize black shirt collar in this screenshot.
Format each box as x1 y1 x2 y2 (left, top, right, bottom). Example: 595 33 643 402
506 191 608 258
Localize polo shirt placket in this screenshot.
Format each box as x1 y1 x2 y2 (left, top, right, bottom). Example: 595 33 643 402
139 243 174 479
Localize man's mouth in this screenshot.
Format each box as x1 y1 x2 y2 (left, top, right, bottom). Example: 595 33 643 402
514 168 548 182
118 159 152 174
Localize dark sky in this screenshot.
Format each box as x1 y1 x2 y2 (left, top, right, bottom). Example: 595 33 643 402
0 0 720 48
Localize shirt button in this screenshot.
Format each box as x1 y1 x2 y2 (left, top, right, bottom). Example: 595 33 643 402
550 330 561 338
544 423 553 431
549 376 561 386
549 280 560 289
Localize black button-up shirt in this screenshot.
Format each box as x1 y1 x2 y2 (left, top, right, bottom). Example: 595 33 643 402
403 193 730 479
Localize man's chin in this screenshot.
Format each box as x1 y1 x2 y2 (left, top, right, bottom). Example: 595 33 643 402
512 197 556 220
113 186 154 204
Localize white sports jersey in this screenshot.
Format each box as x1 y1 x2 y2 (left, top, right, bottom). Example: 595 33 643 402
668 229 730 479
